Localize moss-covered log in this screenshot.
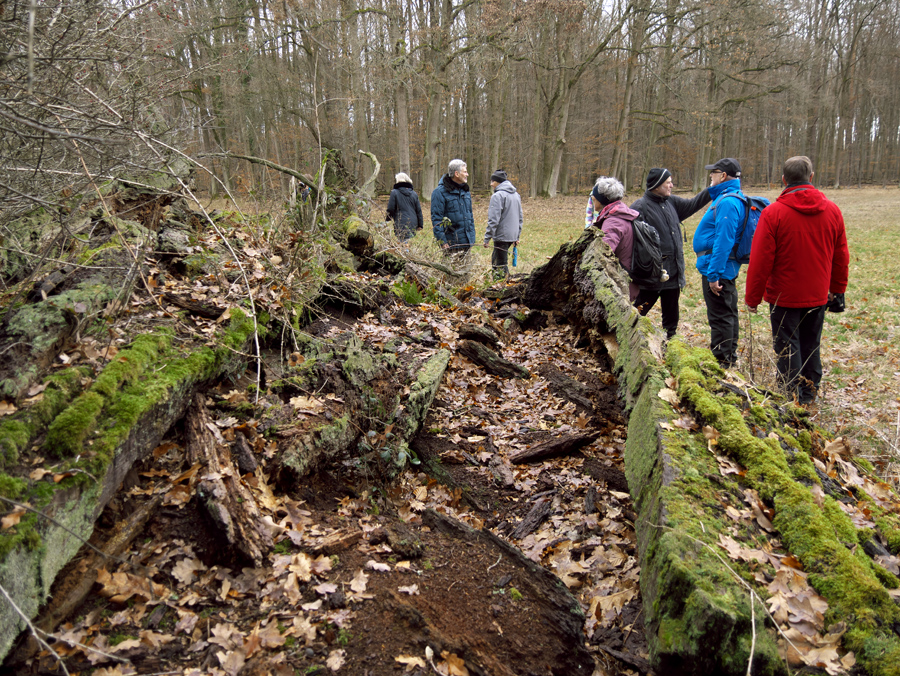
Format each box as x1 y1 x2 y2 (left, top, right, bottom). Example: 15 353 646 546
272 330 451 481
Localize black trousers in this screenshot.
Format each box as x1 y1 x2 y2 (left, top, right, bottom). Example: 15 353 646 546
769 304 826 404
491 241 514 277
701 276 739 366
634 287 680 338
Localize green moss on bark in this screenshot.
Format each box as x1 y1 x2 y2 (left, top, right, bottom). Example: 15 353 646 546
667 341 900 676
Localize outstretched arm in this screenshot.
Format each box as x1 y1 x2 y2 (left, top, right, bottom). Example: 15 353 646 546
670 187 711 220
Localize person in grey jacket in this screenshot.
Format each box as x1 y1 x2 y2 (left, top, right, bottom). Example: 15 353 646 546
483 170 523 278
630 167 711 339
386 172 423 242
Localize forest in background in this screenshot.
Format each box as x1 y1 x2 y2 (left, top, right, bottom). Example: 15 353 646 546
2 0 900 221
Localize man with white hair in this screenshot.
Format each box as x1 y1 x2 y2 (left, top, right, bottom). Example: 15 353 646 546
431 159 475 255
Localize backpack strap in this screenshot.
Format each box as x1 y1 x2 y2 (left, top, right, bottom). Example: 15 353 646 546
698 192 751 258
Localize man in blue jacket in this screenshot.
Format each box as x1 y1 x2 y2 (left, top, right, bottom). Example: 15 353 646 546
693 157 746 368
431 159 475 256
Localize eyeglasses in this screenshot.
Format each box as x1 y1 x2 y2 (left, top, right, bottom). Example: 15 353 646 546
709 170 724 175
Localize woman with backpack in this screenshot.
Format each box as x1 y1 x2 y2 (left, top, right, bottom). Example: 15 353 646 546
590 177 640 301
386 172 423 242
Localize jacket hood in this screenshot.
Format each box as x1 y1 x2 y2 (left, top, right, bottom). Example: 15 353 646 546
778 184 827 215
393 181 414 191
599 200 639 221
493 180 517 194
442 173 470 192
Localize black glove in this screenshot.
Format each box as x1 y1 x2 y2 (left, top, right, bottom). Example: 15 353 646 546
826 293 845 313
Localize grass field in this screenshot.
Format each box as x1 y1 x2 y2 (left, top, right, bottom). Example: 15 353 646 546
407 187 900 478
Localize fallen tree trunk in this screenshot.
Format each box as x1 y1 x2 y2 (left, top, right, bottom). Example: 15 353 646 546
5 492 163 668
523 227 900 676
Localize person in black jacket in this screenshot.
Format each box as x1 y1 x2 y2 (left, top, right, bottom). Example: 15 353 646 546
630 168 711 339
386 172 423 242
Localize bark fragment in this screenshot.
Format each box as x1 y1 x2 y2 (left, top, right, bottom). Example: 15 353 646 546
457 339 529 379
508 431 601 464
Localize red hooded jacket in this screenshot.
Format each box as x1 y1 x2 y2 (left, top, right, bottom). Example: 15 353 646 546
745 184 849 309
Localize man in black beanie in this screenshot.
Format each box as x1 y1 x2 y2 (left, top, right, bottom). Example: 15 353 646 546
630 168 711 339
483 170 522 278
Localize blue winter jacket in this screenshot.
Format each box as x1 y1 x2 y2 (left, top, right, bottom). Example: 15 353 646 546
431 174 475 248
693 179 745 282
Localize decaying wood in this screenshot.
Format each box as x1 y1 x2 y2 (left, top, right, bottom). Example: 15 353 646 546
185 394 272 564
510 497 552 539
28 265 75 302
232 434 258 475
585 486 599 515
508 431 601 464
458 324 501 350
457 339 529 379
536 363 595 413
7 492 163 666
357 150 381 198
406 256 466 279
161 292 225 319
596 643 652 673
310 527 363 555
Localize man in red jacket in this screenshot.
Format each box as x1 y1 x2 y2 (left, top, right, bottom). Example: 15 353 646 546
745 156 849 405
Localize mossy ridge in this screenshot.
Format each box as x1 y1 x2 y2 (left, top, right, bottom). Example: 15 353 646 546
0 309 256 565
44 332 171 458
561 235 783 673
666 341 900 676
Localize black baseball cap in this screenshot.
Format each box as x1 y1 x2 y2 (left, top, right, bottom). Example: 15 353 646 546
704 158 742 177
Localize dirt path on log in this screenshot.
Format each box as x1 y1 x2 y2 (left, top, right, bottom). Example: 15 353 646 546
7 280 650 676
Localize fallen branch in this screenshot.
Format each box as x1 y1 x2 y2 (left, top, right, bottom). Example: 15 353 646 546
508 431 601 464
199 152 318 198
7 493 163 666
457 340 529 379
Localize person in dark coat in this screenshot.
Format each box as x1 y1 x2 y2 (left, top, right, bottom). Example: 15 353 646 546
386 172 423 242
630 168 711 339
431 159 475 256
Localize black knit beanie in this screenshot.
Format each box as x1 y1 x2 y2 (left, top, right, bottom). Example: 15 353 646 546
591 183 615 206
490 170 508 183
646 167 672 190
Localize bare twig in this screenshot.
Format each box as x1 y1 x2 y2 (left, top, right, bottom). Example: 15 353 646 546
0 581 71 676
